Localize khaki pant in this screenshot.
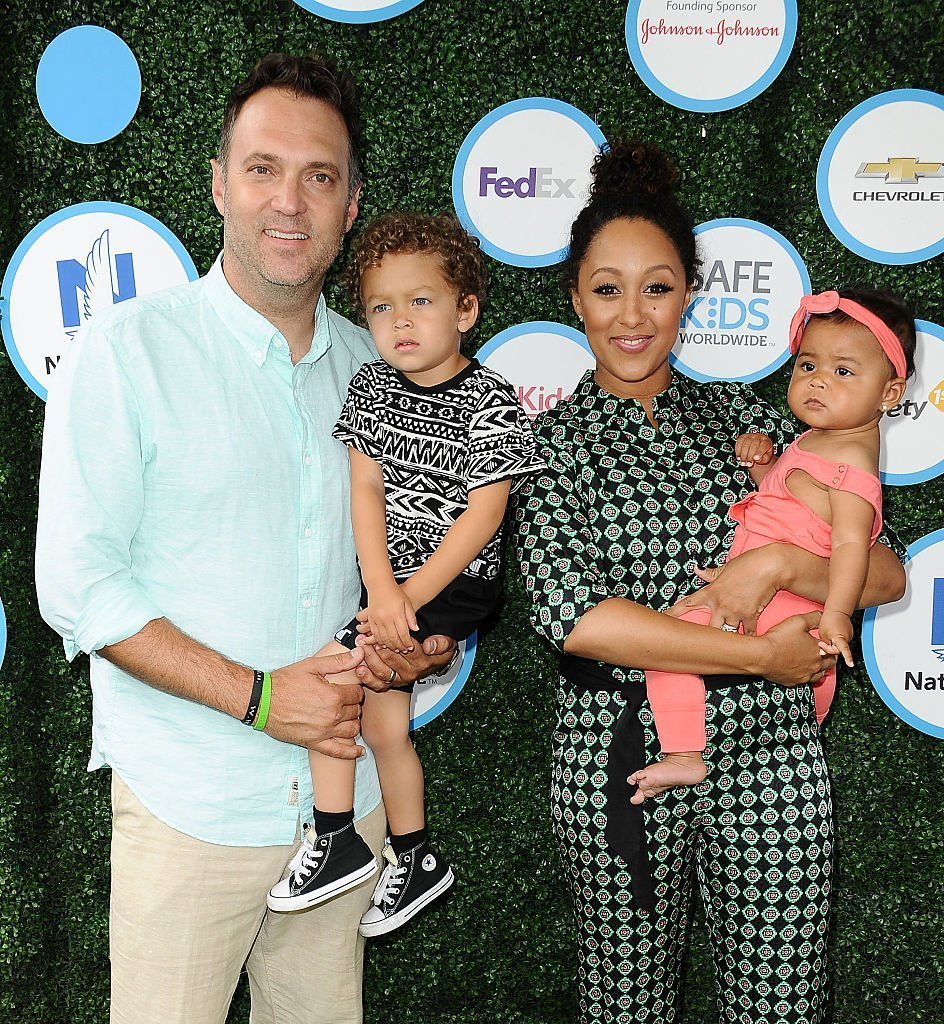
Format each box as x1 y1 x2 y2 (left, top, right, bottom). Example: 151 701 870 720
109 772 386 1024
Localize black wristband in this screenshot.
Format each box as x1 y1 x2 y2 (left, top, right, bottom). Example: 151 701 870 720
242 669 265 726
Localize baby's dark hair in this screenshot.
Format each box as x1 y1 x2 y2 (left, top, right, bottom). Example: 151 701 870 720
344 211 487 327
816 287 917 379
561 139 698 292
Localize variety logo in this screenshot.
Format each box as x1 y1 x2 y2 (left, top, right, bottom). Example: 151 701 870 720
864 530 944 740
817 89 944 264
452 98 605 267
410 635 475 730
1 202 197 400
625 0 797 112
477 322 595 418
289 0 425 22
671 218 810 384
879 320 944 486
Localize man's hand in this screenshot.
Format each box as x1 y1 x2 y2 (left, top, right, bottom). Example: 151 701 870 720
755 612 836 686
668 545 788 634
266 649 366 757
354 634 457 692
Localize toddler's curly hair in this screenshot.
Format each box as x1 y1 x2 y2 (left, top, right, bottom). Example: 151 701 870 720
344 211 487 325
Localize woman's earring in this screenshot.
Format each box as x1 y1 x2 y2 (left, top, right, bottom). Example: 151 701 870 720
881 403 888 411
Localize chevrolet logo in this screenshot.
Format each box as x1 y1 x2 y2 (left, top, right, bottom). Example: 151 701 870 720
855 157 944 185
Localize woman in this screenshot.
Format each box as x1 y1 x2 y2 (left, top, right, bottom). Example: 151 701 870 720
514 141 905 1024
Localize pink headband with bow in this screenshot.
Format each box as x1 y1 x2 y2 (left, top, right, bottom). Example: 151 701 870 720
789 291 907 379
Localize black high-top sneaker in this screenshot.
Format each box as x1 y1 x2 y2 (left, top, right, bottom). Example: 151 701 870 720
267 822 377 912
358 839 454 936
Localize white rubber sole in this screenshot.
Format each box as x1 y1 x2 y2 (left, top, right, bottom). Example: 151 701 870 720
358 867 455 937
266 857 378 913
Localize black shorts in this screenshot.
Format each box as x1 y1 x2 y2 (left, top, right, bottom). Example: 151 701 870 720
334 573 501 692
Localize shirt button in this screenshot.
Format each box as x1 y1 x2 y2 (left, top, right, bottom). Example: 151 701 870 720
304 526 312 538
303 597 312 609
305 454 313 466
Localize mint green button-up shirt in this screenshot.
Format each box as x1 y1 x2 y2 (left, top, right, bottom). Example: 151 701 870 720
36 257 381 845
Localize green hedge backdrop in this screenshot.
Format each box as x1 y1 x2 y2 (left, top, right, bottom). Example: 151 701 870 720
1 1 943 1021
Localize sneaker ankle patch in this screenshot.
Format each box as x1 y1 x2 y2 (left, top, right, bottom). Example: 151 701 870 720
421 854 437 871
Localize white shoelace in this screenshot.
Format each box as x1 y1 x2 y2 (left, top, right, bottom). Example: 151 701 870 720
376 864 407 907
294 841 324 884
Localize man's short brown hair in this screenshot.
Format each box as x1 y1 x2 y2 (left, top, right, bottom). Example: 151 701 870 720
217 52 363 193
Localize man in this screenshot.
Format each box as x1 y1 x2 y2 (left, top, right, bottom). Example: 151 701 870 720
35 52 455 1024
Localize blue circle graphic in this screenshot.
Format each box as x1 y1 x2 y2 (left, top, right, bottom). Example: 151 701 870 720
36 26 141 144
669 218 811 385
862 529 944 740
881 319 944 487
624 0 798 113
452 98 607 268
0 598 6 673
816 89 944 265
410 632 476 730
0 201 199 402
291 0 425 22
477 320 593 364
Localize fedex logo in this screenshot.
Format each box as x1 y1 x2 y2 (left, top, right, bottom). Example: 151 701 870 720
478 166 576 199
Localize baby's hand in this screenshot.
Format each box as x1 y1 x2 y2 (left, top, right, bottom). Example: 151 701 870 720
735 432 775 467
818 610 855 668
358 582 418 654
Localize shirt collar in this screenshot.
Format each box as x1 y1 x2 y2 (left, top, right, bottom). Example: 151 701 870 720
204 254 330 367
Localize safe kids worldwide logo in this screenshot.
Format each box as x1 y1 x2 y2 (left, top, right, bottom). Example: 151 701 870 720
290 0 425 21
625 0 797 112
1 202 198 400
478 322 595 418
863 530 944 740
817 89 944 264
879 321 944 486
410 635 476 730
452 99 606 267
671 218 810 383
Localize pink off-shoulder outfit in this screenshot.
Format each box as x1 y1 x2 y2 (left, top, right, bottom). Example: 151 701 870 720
645 434 884 752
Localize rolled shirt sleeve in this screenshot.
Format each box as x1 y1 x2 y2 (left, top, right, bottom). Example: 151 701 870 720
36 315 164 660
514 423 612 652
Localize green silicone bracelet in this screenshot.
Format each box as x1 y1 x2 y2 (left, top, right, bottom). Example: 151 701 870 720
252 672 272 732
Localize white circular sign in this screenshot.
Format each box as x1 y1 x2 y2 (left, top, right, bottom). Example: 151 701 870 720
290 0 425 21
0 597 6 673
671 218 810 384
478 322 595 418
452 99 606 267
625 0 797 112
816 89 944 264
1 202 197 401
880 320 944 486
863 530 944 740
410 634 475 730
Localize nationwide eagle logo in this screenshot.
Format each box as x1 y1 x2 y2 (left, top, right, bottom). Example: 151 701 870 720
57 228 137 340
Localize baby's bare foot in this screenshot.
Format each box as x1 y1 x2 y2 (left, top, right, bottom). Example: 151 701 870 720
627 752 707 805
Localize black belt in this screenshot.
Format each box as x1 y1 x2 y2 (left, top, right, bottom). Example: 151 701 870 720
558 654 759 912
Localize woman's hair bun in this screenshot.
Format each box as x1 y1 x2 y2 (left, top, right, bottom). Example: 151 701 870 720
590 139 679 200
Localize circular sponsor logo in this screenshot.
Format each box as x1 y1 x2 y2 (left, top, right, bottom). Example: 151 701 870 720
1 202 198 401
290 0 425 22
863 529 944 740
452 99 606 267
816 89 944 264
410 634 476 730
880 320 944 486
671 218 810 384
36 26 141 144
625 0 797 113
477 322 595 418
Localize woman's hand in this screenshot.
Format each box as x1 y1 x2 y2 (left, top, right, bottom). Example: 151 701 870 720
668 545 788 634
357 581 419 653
755 612 836 686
